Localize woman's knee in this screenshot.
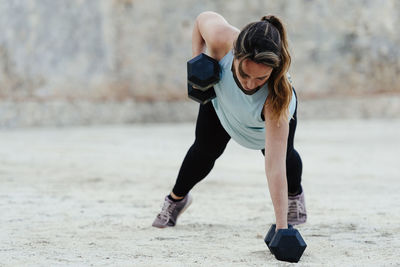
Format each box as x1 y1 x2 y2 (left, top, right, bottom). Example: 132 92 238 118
192 140 227 160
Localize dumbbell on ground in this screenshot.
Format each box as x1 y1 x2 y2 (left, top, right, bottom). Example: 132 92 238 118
264 224 307 263
187 53 220 104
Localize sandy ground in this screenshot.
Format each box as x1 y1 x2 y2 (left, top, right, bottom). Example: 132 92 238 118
1 120 400 266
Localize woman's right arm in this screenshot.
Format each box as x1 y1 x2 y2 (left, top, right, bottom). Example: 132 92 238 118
192 11 239 60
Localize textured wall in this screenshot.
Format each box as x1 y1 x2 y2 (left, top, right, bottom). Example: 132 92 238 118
0 0 399 126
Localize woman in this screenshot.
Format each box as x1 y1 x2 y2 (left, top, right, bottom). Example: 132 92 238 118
152 11 306 231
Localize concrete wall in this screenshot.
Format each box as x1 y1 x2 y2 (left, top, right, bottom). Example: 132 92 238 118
1 0 400 126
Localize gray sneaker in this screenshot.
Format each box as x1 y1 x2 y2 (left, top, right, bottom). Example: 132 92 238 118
152 194 193 228
287 191 307 225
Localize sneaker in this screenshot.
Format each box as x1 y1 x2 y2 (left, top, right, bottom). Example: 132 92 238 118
287 191 307 225
152 194 193 228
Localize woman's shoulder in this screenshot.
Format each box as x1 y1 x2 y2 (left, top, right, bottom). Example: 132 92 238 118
208 26 239 60
196 11 239 61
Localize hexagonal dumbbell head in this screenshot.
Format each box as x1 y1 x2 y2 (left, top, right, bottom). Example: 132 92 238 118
264 224 293 251
269 228 307 263
187 53 220 91
187 84 216 104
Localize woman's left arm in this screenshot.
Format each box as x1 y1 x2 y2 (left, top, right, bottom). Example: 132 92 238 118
264 111 289 230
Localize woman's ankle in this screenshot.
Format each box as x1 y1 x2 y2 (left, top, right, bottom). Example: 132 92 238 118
170 191 184 200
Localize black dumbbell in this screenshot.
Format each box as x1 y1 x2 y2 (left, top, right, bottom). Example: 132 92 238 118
264 224 293 250
264 224 307 263
187 53 220 104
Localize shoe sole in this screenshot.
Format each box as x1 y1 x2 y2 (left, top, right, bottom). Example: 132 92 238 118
288 217 307 226
177 194 193 220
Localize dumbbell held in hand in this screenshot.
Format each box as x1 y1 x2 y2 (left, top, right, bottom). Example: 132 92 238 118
264 224 293 250
187 53 220 104
264 224 307 263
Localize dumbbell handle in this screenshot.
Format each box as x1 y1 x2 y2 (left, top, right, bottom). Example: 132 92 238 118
188 79 218 91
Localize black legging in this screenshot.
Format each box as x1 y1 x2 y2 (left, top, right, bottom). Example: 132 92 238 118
172 95 303 197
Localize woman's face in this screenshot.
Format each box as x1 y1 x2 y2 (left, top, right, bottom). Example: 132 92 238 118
232 58 273 92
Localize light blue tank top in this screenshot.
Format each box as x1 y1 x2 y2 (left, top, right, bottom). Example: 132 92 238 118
211 50 297 150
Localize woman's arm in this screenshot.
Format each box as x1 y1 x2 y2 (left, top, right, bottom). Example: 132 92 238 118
192 11 239 60
264 109 290 230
